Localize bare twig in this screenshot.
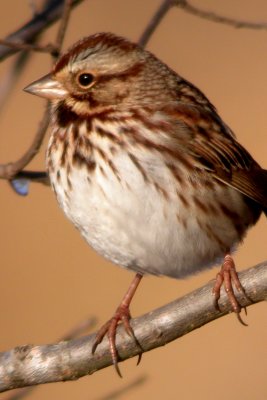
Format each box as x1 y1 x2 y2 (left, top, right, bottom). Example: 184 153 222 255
10 170 49 185
0 39 57 55
2 0 267 187
177 1 267 30
3 316 97 400
0 53 31 113
0 0 52 113
0 0 79 182
0 262 266 393
0 104 51 180
55 0 73 54
1 0 174 186
0 0 85 62
138 0 175 47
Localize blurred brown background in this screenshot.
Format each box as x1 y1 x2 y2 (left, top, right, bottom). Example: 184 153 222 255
0 1 267 399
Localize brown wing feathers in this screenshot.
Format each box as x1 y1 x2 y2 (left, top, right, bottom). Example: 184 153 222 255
173 103 267 210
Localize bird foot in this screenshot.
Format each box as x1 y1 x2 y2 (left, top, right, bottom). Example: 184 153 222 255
92 273 143 377
212 254 249 325
92 304 141 377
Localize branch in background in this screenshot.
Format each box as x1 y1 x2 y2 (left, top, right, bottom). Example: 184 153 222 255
0 0 53 114
0 0 266 397
0 262 266 393
1 0 175 189
0 104 51 181
0 0 85 61
0 53 32 113
139 0 267 49
1 0 267 189
54 0 73 53
177 1 267 30
0 0 82 58
0 0 83 185
0 39 57 55
138 0 174 47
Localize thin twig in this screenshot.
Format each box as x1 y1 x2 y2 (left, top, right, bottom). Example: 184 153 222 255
55 0 73 54
1 0 174 184
138 0 175 47
10 171 49 185
178 1 267 30
0 0 78 182
2 1 267 186
0 0 85 62
0 262 266 393
0 39 57 55
0 104 51 180
0 53 31 113
0 0 52 111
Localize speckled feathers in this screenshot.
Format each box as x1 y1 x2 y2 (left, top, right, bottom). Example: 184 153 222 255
27 32 267 278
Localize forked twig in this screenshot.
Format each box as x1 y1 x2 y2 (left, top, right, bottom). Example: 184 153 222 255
1 0 267 187
0 0 85 61
0 0 83 183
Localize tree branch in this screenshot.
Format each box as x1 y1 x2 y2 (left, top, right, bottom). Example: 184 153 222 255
0 0 85 62
0 104 51 180
0 262 266 393
2 0 267 188
0 40 57 55
0 0 82 183
54 0 73 53
138 0 175 47
177 1 267 30
2 315 97 400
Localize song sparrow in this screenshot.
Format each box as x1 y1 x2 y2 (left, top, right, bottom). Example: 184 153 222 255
25 32 267 375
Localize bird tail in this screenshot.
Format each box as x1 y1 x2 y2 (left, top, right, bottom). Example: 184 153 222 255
260 169 267 216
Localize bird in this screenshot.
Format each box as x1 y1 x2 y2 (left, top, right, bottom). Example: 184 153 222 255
24 32 267 376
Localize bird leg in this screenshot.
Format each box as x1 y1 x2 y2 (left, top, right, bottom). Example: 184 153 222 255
92 273 143 377
212 254 248 325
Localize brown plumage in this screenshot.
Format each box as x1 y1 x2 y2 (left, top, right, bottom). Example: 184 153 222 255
24 32 267 375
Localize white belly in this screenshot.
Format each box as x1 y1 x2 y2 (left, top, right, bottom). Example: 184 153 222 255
48 130 249 279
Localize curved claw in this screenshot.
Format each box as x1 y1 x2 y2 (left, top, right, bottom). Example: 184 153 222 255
212 254 250 324
236 311 248 327
136 353 142 366
92 305 142 377
108 317 123 378
91 319 111 355
91 273 143 377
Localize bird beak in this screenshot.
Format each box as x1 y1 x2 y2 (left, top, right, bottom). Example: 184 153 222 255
24 73 68 100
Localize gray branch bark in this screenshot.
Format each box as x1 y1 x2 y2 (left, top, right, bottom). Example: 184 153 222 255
0 262 266 393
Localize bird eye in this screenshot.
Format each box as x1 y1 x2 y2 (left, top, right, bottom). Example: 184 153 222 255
77 73 94 88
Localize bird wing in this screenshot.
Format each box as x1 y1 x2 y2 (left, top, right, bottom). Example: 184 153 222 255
169 102 267 209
